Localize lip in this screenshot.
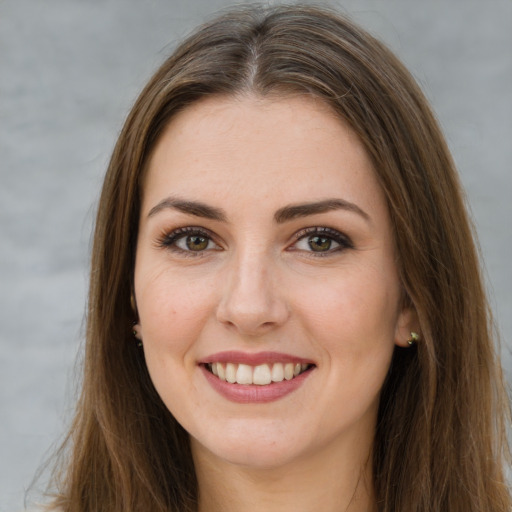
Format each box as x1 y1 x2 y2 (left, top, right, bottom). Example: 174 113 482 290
198 350 314 366
198 351 316 404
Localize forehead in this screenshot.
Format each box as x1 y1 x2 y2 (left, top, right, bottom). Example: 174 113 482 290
142 94 386 219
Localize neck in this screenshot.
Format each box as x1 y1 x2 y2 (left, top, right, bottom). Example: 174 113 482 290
193 438 376 512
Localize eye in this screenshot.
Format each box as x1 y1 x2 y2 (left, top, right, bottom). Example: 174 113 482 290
291 227 353 255
158 227 221 255
176 233 211 251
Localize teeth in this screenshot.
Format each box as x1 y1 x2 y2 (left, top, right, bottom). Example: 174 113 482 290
271 362 284 382
253 364 272 385
225 363 237 383
209 361 310 385
235 364 253 385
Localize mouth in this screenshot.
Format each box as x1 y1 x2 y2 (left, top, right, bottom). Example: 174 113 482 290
204 361 314 386
199 351 316 403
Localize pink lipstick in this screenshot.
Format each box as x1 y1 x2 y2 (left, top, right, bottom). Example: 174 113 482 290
199 351 315 403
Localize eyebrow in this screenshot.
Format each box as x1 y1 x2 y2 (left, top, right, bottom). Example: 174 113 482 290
147 197 228 222
274 199 371 224
147 196 370 224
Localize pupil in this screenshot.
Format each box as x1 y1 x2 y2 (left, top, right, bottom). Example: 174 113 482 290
187 235 208 251
309 236 331 251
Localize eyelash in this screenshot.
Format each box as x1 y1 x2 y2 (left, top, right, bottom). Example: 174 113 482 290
290 227 354 257
156 227 220 257
156 226 353 257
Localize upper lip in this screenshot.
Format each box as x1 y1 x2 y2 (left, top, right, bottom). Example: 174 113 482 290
199 350 315 366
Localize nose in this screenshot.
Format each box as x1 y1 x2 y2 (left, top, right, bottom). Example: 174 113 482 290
216 251 289 336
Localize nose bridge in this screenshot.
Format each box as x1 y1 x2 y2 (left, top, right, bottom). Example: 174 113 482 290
217 244 287 334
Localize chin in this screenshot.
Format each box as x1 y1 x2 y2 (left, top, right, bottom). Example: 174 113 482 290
190 420 311 470
207 442 304 470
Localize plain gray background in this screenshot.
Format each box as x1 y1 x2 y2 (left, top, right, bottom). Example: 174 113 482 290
1 0 511 510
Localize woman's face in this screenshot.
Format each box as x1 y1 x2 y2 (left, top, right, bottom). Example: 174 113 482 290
134 95 414 470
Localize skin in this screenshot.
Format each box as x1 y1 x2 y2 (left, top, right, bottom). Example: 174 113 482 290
134 94 417 512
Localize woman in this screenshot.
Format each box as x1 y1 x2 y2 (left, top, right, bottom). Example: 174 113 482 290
46 4 511 511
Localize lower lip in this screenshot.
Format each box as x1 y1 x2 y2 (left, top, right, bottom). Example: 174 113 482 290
200 365 314 404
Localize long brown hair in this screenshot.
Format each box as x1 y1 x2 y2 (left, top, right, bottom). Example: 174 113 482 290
47 4 511 511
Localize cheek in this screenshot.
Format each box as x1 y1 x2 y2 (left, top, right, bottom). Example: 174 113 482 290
135 264 217 355
272 266 400 445
135 266 218 413
297 262 398 327
289 261 400 370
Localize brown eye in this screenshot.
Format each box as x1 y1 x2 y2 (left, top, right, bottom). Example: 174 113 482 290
160 227 220 254
186 235 209 251
291 227 352 256
308 236 332 252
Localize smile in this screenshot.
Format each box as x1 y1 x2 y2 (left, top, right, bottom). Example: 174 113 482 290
206 362 312 385
199 351 316 403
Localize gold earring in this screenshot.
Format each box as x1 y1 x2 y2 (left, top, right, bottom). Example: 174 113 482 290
407 332 420 346
132 322 143 348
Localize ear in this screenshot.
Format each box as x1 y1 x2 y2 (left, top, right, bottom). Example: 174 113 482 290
394 306 420 348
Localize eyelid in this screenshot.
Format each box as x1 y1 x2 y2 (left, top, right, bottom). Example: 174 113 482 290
289 226 354 254
156 226 222 255
154 225 352 257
